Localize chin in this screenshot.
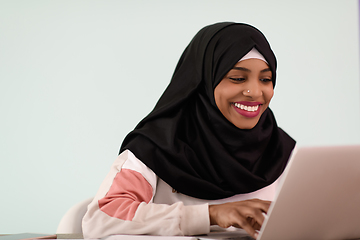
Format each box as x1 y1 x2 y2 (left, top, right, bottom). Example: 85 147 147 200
233 118 260 129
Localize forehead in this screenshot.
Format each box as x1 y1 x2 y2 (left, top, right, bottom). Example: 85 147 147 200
232 59 270 71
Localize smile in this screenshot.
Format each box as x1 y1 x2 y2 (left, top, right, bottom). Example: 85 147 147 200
232 102 262 118
234 103 259 112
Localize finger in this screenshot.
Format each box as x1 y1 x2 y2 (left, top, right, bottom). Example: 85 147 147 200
249 211 265 227
228 202 266 227
253 222 261 231
247 216 261 231
245 199 271 215
235 218 258 239
253 200 271 213
239 205 267 226
260 202 271 214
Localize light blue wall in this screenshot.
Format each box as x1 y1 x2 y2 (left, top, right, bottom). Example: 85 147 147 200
1 0 359 234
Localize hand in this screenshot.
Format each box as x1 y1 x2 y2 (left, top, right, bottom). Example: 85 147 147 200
208 198 271 239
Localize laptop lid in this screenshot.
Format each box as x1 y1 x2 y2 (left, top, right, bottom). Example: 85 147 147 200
258 145 360 240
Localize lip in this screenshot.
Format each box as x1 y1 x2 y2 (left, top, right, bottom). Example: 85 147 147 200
232 101 262 118
236 101 262 106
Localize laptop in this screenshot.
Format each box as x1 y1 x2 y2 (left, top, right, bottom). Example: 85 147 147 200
200 145 360 240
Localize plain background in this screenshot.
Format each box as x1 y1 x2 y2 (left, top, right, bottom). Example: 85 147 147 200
1 0 359 234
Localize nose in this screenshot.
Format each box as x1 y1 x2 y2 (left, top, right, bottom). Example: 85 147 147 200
242 79 262 98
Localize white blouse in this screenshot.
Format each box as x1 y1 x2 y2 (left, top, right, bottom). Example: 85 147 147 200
82 149 282 239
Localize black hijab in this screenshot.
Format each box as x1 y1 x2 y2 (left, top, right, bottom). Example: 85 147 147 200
120 22 296 200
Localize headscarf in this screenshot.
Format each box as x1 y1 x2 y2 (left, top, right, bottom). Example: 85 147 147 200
120 22 296 200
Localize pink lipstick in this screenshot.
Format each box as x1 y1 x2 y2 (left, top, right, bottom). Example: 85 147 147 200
232 101 262 118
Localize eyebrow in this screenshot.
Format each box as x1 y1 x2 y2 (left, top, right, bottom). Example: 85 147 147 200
232 67 272 73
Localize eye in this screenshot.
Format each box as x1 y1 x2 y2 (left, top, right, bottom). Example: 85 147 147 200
229 77 246 83
260 78 272 83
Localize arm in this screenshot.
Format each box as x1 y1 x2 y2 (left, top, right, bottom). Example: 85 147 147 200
82 150 209 238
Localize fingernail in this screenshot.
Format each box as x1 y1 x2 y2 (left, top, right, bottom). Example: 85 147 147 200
254 232 258 239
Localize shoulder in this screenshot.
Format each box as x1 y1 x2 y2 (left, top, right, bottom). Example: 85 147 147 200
117 149 157 187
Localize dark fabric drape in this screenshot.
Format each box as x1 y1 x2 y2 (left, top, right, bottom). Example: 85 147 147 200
120 22 296 200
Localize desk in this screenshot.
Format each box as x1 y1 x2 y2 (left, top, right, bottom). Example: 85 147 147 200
57 234 83 239
0 234 82 240
3 232 360 240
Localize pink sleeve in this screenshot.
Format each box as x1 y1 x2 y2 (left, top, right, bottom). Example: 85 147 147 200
98 168 153 221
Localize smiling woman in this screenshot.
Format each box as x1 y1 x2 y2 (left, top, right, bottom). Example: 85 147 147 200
82 22 296 239
214 50 274 129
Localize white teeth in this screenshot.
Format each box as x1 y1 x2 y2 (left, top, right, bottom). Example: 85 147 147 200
234 103 259 112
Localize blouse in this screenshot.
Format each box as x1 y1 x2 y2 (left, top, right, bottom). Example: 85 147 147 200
82 150 282 239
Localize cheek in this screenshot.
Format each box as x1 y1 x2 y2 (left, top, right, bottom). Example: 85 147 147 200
214 88 221 109
214 80 229 109
265 88 274 103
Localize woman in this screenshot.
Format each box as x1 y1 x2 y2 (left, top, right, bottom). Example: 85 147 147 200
82 22 296 239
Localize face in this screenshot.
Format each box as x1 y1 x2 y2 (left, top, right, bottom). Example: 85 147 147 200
214 58 274 129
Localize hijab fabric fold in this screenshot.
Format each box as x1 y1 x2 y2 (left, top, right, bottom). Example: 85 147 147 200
121 22 296 200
